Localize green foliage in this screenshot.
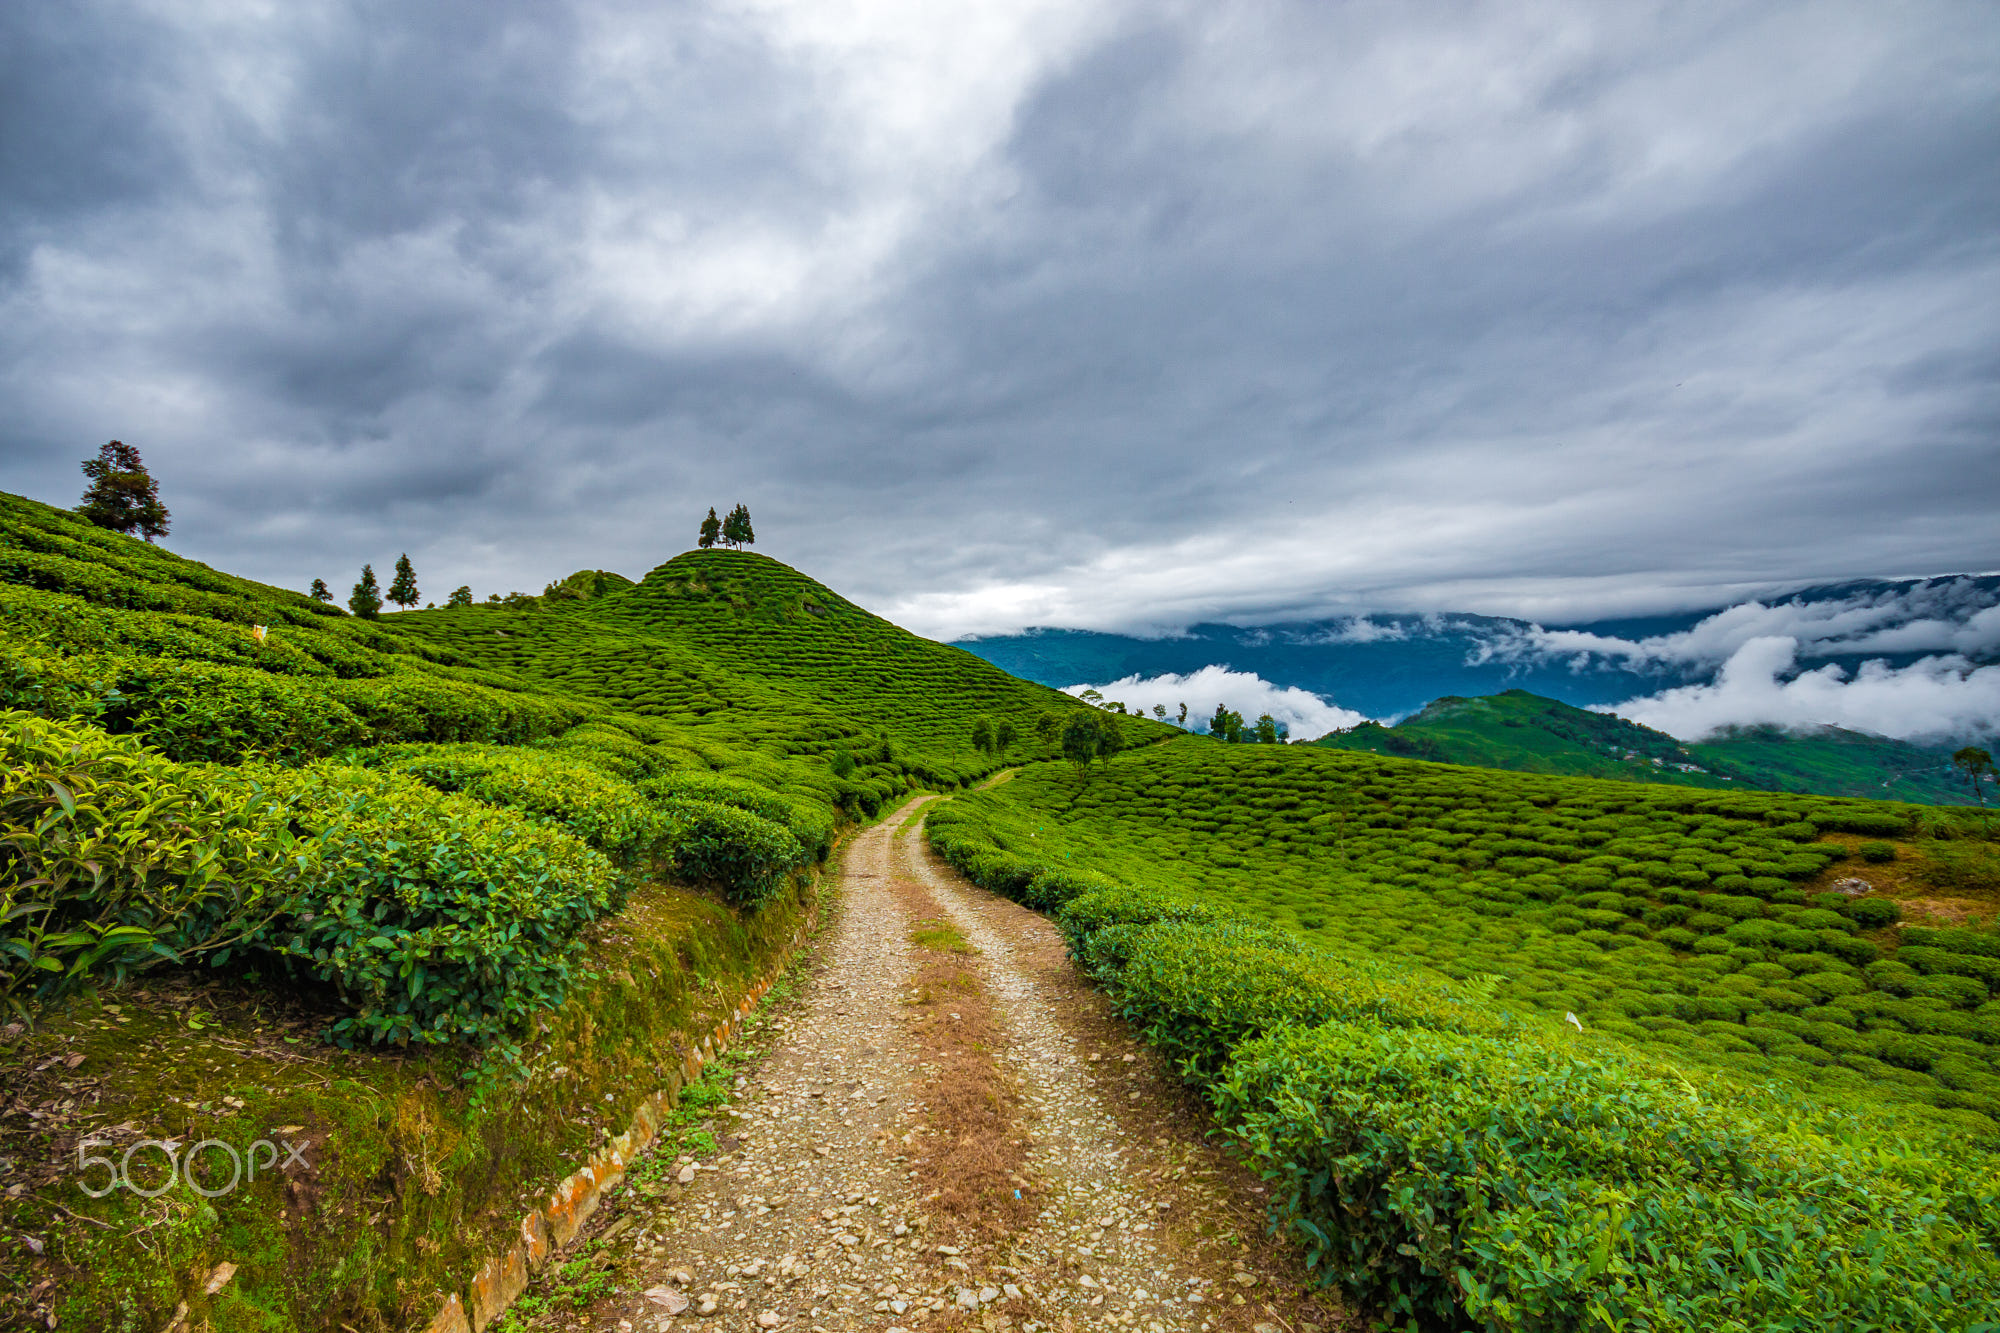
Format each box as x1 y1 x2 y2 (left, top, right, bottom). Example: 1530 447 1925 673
658 799 804 909
698 506 721 550
970 716 994 754
387 554 420 611
355 743 669 877
348 564 382 619
250 763 619 1049
1220 1019 2000 1332
308 578 333 604
721 503 754 548
76 441 170 542
1861 840 1899 862
1 712 303 1014
928 750 2000 1328
928 741 1998 1129
446 584 473 608
641 768 832 861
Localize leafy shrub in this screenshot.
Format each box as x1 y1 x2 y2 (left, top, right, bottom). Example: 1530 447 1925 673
1019 867 1121 911
641 769 833 861
1860 841 1899 863
656 799 805 909
247 763 618 1048
1 712 303 1013
357 743 669 877
1849 896 1903 928
535 722 675 780
1218 1019 2000 1332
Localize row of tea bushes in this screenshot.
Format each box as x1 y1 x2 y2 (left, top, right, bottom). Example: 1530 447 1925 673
928 800 2000 1330
1 709 829 1045
929 741 2000 1124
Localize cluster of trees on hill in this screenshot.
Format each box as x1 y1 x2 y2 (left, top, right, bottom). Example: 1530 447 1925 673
1071 687 1282 744
697 504 756 549
967 709 1129 771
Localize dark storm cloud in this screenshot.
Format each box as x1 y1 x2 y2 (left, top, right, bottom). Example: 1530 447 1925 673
1 0 1996 636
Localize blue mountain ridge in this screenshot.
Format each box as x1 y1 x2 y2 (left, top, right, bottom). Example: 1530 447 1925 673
952 574 2000 721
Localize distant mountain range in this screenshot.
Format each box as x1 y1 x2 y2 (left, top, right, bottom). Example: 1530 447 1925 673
954 574 1999 723
1311 689 1972 805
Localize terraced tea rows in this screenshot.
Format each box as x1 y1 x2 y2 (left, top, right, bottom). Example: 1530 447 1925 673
931 738 2000 1132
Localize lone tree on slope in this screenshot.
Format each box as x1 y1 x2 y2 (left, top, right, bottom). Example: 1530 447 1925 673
698 507 721 549
447 585 473 608
722 503 755 548
970 717 995 754
308 578 333 603
387 554 421 611
349 564 383 619
77 441 170 541
995 718 1018 754
1955 746 1994 805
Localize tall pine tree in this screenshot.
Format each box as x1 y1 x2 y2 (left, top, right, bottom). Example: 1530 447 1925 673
77 441 171 541
387 554 420 610
698 507 721 549
349 564 383 619
722 503 755 548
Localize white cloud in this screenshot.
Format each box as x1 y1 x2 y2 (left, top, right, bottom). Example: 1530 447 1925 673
1476 579 2000 671
1063 666 1368 739
1601 636 2000 742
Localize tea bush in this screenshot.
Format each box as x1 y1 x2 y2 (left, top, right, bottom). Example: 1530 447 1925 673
642 769 835 861
0 712 304 1013
248 763 620 1048
356 743 671 878
659 799 806 909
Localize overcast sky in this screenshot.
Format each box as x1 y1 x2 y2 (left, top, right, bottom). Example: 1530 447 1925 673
3 0 1997 639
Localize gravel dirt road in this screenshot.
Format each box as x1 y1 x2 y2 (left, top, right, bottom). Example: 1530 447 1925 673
504 796 1348 1333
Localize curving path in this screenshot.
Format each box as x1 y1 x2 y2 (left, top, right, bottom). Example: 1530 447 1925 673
528 797 1347 1333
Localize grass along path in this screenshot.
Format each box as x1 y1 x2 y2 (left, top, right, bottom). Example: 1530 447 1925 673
503 799 1346 1333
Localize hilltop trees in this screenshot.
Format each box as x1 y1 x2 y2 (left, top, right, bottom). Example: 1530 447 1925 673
309 579 333 603
699 507 721 549
388 554 420 611
77 441 170 542
447 585 473 608
1208 705 1245 743
722 503 755 548
349 564 383 619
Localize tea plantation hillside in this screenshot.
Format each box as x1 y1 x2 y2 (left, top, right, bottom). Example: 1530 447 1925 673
0 487 1158 1041
1316 687 1969 803
928 739 2000 1328
392 549 1142 791
930 736 2000 1132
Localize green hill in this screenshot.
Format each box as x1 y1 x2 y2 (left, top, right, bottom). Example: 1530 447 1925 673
394 548 1106 789
1312 687 1969 803
0 487 1166 1030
